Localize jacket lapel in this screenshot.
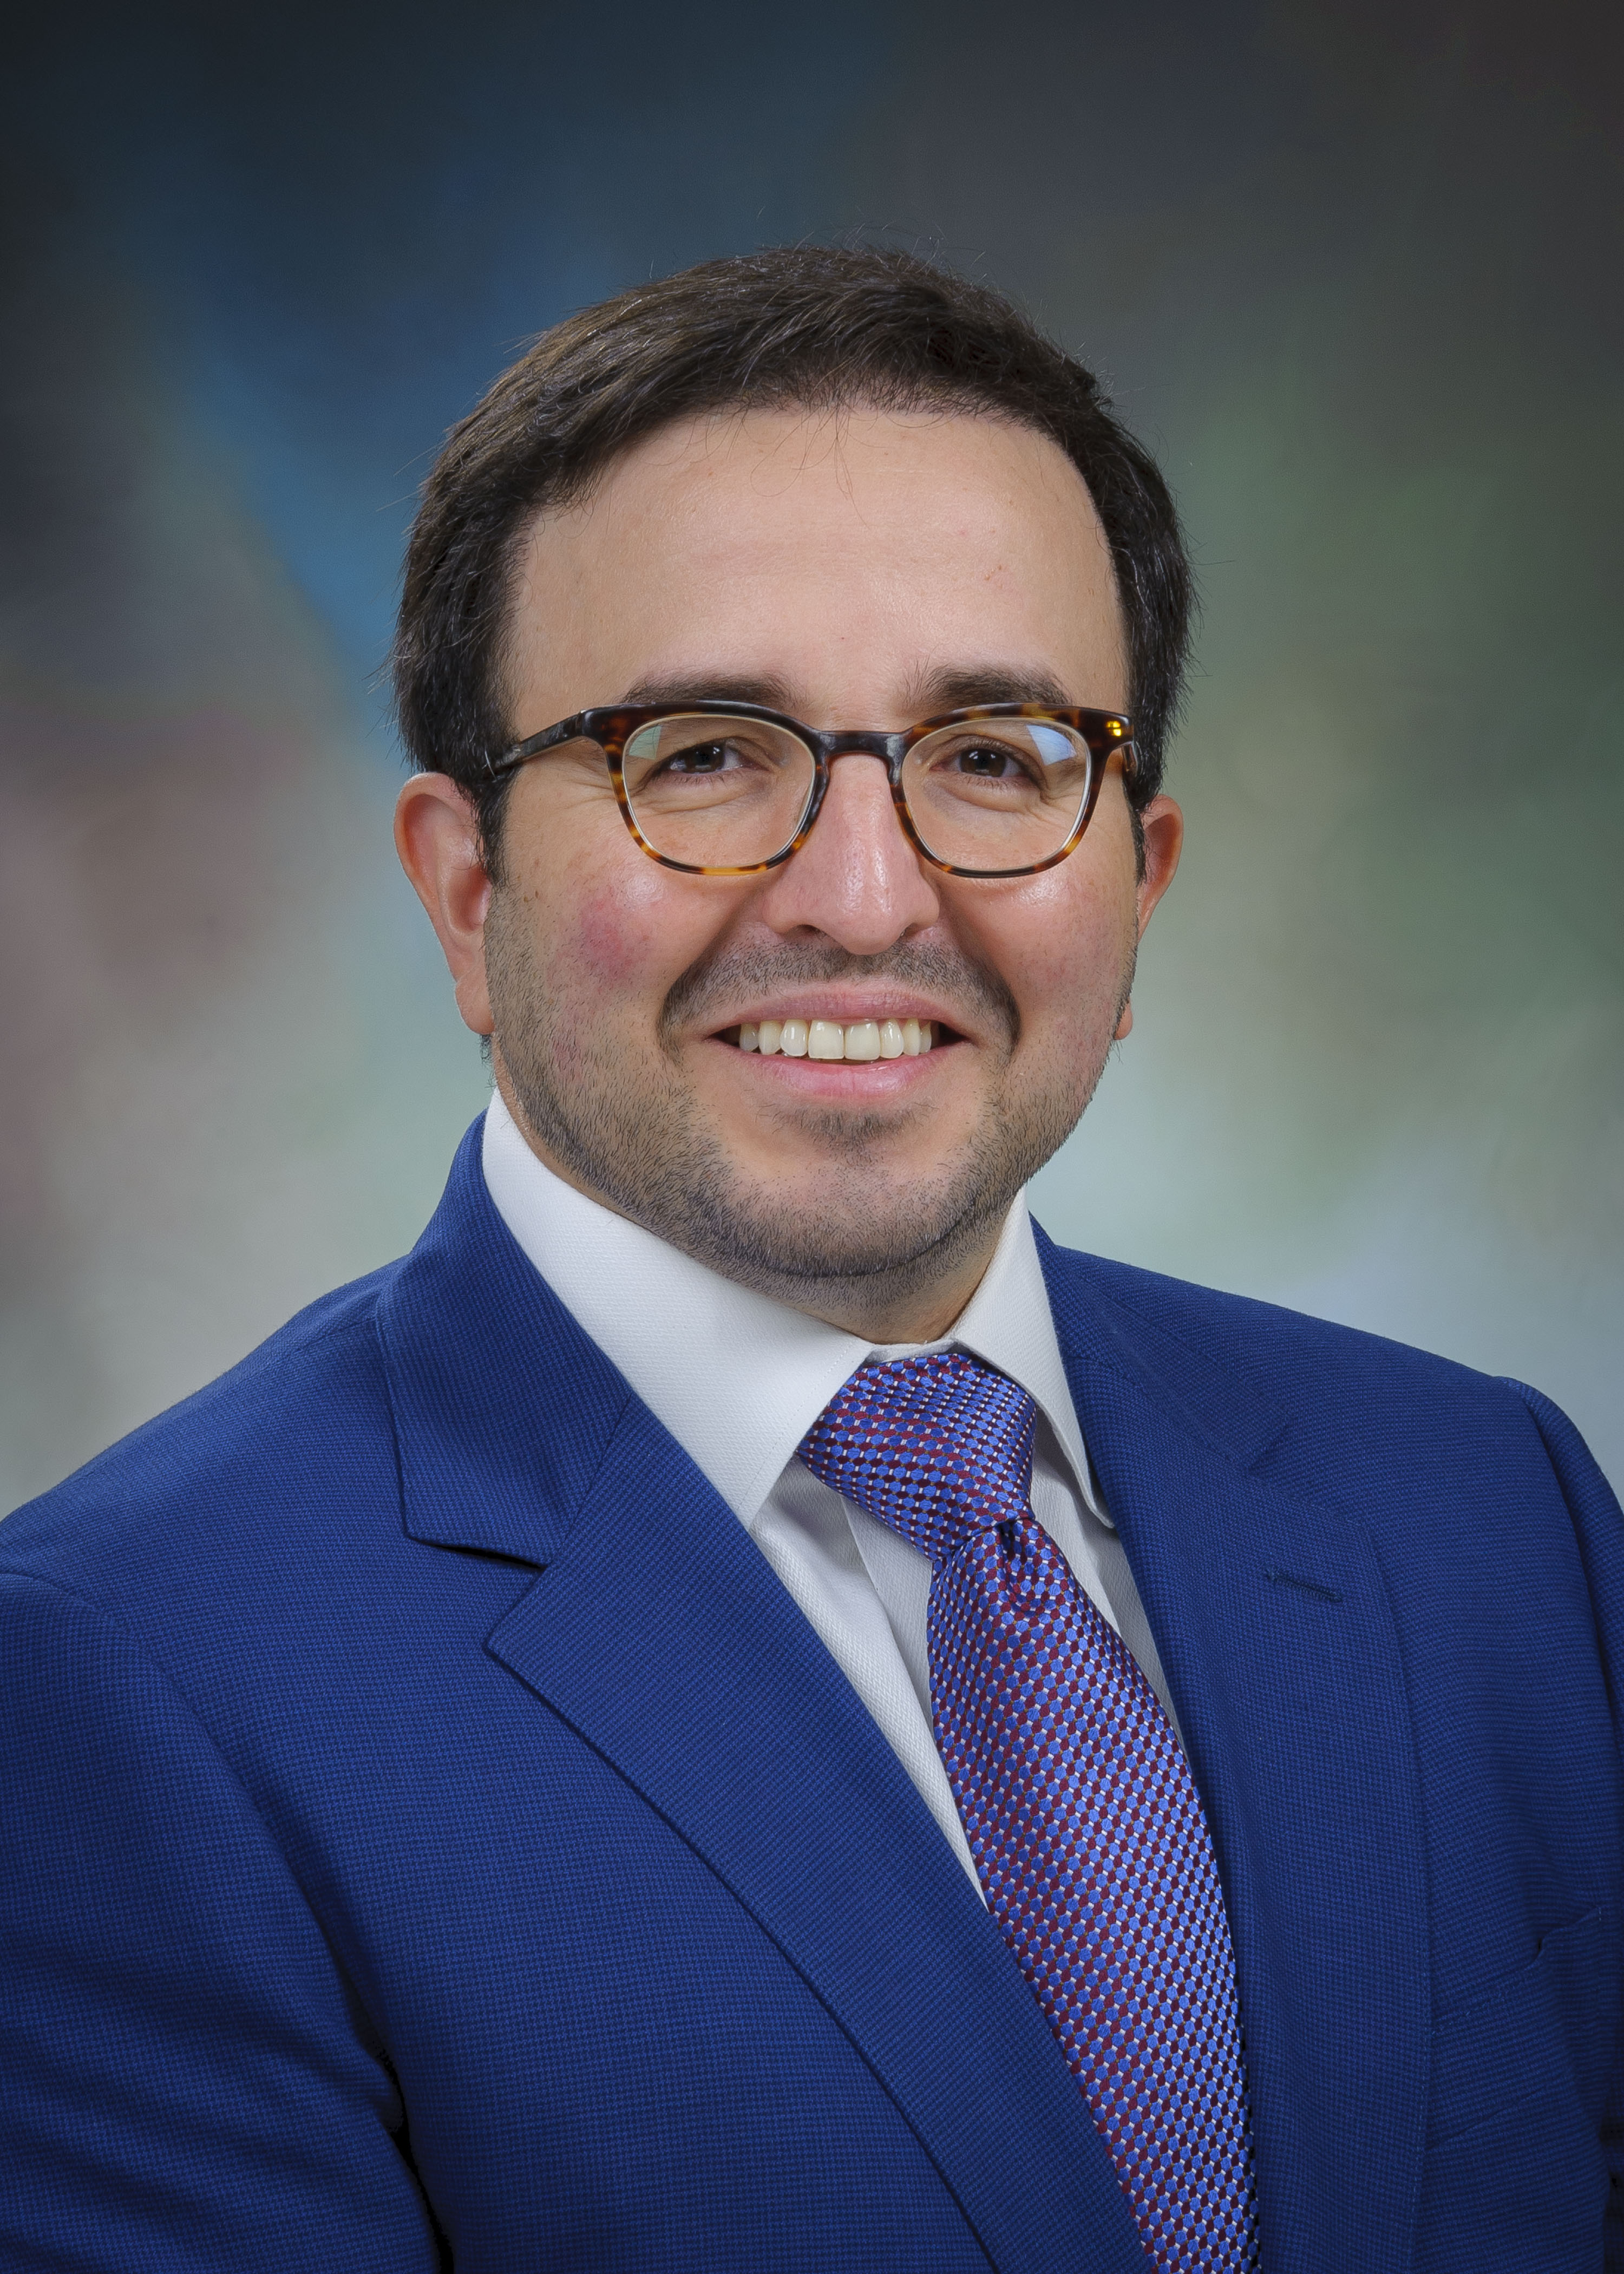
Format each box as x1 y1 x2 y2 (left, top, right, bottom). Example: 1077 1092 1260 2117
379 1127 1152 2274
1040 1233 1430 2274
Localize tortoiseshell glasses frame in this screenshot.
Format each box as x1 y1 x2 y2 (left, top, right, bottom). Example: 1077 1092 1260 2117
486 700 1137 880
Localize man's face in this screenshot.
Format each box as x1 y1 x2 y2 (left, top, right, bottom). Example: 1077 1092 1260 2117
401 403 1181 1336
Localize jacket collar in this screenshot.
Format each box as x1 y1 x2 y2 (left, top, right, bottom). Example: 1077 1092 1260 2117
377 1119 637 1566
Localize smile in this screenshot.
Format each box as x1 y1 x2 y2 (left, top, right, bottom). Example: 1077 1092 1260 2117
734 1017 937 1060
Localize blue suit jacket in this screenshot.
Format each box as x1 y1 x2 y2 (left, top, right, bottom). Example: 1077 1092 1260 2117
2 1119 1620 2273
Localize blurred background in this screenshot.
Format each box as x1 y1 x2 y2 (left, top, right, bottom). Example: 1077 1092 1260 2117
2 0 1619 1508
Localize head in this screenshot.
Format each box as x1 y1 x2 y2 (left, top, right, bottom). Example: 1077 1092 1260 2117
395 246 1189 1340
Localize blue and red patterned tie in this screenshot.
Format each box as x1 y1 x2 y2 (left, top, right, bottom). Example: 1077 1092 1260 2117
800 1350 1259 2273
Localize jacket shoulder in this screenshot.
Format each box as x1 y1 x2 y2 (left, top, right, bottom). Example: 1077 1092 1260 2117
1037 1230 1479 1390
1031 1227 1593 1498
0 1260 405 1596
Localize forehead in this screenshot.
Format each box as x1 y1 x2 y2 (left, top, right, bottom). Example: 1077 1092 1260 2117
505 403 1127 722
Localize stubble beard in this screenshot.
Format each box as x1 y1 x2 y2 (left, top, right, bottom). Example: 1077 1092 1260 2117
486 899 1128 1328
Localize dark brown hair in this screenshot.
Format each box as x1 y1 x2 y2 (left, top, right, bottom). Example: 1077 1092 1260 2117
392 245 1193 865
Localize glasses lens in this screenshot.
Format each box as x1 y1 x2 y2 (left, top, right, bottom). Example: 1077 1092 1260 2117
620 714 817 869
901 718 1095 872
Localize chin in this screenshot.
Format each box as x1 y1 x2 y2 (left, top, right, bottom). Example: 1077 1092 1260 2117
728 1139 960 1200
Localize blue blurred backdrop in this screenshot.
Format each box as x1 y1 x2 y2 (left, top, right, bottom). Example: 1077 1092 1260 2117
2 0 1619 1504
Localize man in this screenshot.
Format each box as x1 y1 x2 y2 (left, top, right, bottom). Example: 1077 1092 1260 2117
1 247 1619 2273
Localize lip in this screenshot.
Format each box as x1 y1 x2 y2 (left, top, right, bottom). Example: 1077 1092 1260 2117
705 1037 953 1096
698 991 971 1041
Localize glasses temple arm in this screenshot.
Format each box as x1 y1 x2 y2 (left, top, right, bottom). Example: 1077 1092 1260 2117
483 714 589 780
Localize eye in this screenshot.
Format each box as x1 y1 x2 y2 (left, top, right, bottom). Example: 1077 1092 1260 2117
941 739 1041 785
953 743 1018 778
660 739 748 776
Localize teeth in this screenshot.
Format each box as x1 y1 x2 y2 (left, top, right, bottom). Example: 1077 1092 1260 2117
739 1017 935 1058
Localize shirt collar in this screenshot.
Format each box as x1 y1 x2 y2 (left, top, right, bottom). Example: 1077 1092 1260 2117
481 1089 1102 1527
910 1194 1102 1518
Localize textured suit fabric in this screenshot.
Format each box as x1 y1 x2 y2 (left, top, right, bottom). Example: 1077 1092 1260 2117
1 1115 1620 2273
800 1352 1259 2271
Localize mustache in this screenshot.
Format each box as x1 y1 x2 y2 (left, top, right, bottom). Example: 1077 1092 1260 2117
661 937 1019 1042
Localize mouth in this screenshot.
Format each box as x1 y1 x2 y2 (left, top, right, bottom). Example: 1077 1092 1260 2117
731 1015 941 1061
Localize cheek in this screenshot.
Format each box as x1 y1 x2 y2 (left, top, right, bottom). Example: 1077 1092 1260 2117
500 874 667 1093
963 861 1137 1041
502 769 684 1005
523 842 725 1022
571 884 663 991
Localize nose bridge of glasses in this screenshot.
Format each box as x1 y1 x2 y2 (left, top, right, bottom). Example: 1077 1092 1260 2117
814 728 909 768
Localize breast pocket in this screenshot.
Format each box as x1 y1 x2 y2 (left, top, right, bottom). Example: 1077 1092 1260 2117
1429 1906 1611 2146
1416 1909 1615 2272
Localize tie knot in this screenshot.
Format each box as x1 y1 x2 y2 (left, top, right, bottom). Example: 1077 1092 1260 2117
798 1348 1036 1566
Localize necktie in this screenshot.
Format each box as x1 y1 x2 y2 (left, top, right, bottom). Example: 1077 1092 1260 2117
800 1350 1259 2273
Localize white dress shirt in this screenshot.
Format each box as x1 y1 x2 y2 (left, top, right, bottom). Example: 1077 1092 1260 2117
482 1089 1177 1891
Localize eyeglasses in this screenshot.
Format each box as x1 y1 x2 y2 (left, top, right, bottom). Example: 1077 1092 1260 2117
487 700 1136 880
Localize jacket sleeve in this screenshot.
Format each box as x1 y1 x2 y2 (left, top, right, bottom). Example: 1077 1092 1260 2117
0 1571 443 2274
1506 1382 1624 2269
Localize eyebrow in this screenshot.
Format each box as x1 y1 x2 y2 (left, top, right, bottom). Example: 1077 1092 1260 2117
617 663 1079 719
902 664 1077 715
618 670 798 711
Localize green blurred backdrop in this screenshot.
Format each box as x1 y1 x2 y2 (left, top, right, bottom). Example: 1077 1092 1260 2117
2 0 1619 1506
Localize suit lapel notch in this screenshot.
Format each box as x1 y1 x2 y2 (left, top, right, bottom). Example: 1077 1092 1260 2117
1035 1224 1292 1474
376 1122 637 1566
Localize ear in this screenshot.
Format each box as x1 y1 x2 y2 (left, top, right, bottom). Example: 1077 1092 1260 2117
1115 794 1183 1041
394 774 494 1036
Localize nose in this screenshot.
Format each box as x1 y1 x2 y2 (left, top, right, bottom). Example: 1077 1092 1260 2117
755 751 940 955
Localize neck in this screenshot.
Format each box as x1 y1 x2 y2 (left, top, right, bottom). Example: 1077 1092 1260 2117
788 1244 998 1345
494 1075 1006 1347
